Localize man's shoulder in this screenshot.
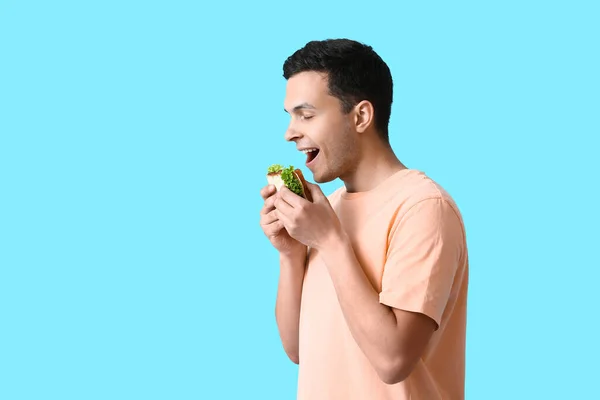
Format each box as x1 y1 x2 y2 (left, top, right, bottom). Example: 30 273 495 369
385 172 468 256
386 170 464 222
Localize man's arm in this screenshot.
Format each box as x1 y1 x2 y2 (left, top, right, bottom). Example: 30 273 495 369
274 248 307 364
320 234 437 384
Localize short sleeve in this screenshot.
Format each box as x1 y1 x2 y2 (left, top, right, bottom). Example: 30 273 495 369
379 197 464 329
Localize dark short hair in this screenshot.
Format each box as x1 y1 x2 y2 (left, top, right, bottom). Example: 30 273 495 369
283 38 393 143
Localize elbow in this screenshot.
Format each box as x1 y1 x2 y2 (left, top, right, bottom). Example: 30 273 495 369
286 351 299 365
281 344 299 364
376 356 416 385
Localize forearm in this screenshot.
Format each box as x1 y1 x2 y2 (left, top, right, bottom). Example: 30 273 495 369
320 234 404 377
275 248 307 364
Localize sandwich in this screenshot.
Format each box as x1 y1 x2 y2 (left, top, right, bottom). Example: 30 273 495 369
267 164 313 202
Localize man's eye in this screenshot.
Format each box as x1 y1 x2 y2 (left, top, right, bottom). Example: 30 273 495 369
301 115 314 120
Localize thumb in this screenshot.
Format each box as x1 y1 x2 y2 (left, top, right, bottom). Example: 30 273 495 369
305 181 326 202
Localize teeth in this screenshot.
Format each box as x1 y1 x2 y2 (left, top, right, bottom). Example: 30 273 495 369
301 148 318 154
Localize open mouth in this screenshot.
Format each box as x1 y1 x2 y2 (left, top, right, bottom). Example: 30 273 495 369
302 148 320 165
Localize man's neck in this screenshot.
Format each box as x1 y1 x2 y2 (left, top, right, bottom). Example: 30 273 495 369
341 141 407 193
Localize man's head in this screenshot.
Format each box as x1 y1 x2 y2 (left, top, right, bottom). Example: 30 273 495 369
282 39 394 183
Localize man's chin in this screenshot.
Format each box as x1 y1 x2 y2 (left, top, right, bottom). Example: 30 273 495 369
312 171 336 185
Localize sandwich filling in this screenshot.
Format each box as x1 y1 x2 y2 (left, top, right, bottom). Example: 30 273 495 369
267 164 304 197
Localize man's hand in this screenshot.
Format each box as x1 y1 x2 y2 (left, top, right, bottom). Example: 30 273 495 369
260 184 306 256
273 182 344 251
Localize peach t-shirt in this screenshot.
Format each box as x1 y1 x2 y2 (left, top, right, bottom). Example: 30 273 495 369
297 169 469 400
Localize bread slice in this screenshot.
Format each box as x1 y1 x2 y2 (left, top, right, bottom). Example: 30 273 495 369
267 164 313 202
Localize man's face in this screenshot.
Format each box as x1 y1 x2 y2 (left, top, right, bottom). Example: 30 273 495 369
283 71 358 184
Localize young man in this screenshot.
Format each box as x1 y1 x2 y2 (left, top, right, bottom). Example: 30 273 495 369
259 39 469 400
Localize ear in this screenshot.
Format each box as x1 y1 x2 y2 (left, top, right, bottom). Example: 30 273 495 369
353 100 375 133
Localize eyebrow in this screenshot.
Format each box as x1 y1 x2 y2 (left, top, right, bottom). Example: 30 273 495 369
284 103 316 113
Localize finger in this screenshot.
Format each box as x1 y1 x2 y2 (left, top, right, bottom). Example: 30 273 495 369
305 181 325 202
260 184 277 200
260 195 277 215
260 209 278 226
274 208 293 230
274 193 294 215
264 219 285 237
278 185 306 208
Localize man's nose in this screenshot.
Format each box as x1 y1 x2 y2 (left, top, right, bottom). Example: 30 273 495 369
284 126 301 142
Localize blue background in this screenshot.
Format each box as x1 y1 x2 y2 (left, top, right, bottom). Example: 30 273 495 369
1 1 598 398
